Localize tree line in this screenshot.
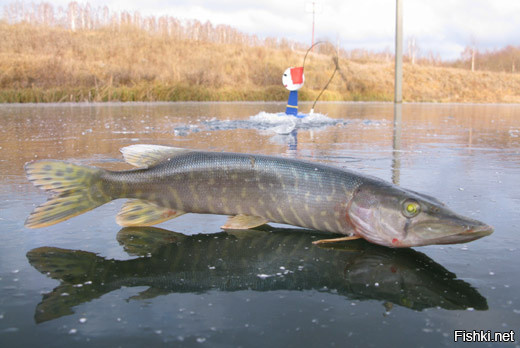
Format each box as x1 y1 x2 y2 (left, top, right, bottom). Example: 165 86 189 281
2 1 308 50
2 1 518 73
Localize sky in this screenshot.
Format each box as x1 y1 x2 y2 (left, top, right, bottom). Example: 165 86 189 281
3 0 520 60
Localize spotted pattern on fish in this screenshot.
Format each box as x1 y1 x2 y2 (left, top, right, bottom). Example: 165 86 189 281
26 150 362 235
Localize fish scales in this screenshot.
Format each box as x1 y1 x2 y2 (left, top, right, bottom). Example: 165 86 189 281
103 151 360 235
24 144 493 247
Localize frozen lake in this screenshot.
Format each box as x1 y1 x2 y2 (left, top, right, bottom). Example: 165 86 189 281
0 102 519 347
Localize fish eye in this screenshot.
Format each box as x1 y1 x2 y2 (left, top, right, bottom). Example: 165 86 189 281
283 74 287 76
402 199 420 218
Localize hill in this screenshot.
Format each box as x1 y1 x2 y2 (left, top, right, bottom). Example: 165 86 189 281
1 22 520 103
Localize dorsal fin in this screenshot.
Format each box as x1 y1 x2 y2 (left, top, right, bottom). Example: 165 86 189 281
120 144 192 168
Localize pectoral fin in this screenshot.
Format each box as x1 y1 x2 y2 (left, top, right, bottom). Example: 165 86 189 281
312 235 362 245
116 199 185 226
221 214 269 230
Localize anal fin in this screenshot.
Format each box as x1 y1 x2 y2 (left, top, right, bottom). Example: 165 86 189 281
221 214 268 230
116 199 185 227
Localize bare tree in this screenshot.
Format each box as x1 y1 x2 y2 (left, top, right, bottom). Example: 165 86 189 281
407 36 418 65
461 45 477 72
1 0 310 50
67 1 78 31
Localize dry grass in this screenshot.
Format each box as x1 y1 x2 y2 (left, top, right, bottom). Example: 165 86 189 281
1 22 520 103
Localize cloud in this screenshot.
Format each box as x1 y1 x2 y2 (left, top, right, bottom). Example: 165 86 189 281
2 0 519 60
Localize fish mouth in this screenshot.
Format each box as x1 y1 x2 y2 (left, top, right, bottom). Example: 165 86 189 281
409 220 494 246
433 224 493 245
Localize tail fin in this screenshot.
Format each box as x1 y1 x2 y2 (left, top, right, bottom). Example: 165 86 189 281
27 247 104 322
27 246 100 282
25 160 111 228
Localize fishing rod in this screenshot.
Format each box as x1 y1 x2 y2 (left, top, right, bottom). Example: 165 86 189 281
302 41 340 114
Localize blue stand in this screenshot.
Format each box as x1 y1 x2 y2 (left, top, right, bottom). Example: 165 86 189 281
285 91 298 116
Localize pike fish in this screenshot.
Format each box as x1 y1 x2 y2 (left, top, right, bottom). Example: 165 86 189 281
25 144 493 247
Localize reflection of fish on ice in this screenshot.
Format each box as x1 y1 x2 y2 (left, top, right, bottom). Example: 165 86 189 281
25 144 492 248
26 226 488 323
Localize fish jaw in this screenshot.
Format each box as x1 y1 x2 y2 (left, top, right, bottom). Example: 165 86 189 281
347 182 493 248
403 217 493 247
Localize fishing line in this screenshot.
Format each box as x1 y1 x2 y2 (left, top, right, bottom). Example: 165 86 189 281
302 41 340 113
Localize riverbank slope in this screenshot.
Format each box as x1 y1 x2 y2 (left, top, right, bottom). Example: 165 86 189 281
1 22 519 103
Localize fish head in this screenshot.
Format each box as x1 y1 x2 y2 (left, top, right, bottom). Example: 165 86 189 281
348 182 493 247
